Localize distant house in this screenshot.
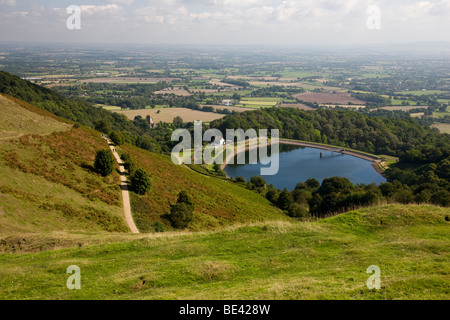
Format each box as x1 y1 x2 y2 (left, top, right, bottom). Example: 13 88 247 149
146 114 157 128
222 99 233 106
210 136 225 149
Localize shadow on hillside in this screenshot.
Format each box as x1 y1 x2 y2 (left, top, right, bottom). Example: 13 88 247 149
81 163 96 173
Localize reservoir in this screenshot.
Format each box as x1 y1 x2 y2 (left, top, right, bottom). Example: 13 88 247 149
224 144 387 190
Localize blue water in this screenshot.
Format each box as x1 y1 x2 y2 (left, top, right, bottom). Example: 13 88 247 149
224 145 386 190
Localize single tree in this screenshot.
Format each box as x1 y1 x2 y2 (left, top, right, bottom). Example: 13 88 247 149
173 116 183 126
131 168 152 195
94 149 115 177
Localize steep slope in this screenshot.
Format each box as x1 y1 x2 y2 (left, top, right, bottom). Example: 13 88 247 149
0 94 128 235
0 93 71 140
120 143 288 232
0 204 447 299
0 93 286 239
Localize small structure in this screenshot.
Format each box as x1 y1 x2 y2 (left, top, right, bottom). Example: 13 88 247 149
210 136 225 149
222 99 233 106
146 114 157 128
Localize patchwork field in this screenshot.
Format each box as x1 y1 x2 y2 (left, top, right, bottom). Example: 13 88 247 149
294 92 364 105
237 97 282 108
82 77 181 84
115 108 225 123
379 106 427 112
279 103 314 110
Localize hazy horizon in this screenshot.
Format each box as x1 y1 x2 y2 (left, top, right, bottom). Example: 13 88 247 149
1 0 449 46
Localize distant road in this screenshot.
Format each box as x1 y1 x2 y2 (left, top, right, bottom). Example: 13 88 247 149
107 140 140 234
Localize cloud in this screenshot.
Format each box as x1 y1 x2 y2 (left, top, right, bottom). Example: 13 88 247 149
0 0 449 45
105 0 135 4
0 0 16 6
80 4 122 16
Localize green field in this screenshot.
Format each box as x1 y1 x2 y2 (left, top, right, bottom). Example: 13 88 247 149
395 90 447 96
432 106 450 118
236 97 282 108
0 205 448 299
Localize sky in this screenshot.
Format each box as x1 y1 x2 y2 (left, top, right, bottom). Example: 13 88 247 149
0 0 449 46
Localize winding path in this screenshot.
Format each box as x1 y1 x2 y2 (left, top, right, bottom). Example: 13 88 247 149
107 141 140 234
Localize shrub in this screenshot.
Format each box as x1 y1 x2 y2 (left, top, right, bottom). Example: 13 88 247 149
166 191 195 229
153 221 166 232
168 202 194 229
94 149 115 177
250 176 266 189
288 203 310 219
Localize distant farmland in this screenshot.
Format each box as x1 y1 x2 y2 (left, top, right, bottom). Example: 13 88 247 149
379 106 428 112
115 107 225 123
432 123 450 134
82 77 181 84
280 103 314 110
294 92 364 105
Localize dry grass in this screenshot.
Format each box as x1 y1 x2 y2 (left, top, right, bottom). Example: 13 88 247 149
0 94 71 140
115 108 225 123
432 123 450 134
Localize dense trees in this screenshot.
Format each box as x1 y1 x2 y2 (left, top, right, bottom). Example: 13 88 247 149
213 107 450 211
210 108 449 158
110 131 124 146
0 71 172 155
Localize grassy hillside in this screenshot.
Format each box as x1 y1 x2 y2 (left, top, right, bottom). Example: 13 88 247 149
120 143 288 232
0 93 286 237
0 94 71 140
0 95 128 235
0 205 448 299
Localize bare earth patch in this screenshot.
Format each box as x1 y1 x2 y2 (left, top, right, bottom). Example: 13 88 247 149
294 92 364 105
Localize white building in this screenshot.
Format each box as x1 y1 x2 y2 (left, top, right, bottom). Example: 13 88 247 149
222 99 233 106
